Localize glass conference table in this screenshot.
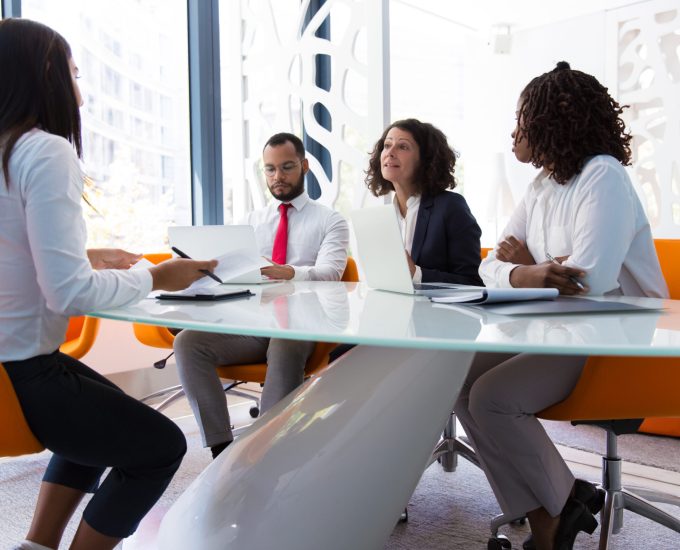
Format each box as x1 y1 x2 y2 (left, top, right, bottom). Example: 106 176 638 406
91 281 680 550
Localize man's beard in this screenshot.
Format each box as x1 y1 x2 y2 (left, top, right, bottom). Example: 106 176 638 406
270 173 305 202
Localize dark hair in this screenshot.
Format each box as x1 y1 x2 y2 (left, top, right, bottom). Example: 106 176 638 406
0 18 82 186
517 61 632 184
263 132 306 158
365 118 457 197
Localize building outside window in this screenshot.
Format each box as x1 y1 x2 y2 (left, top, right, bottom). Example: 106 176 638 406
22 0 192 251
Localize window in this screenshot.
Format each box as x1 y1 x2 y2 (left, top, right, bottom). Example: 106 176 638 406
23 0 192 250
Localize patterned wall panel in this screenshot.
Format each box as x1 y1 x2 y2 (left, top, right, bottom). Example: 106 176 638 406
223 0 389 223
608 0 680 236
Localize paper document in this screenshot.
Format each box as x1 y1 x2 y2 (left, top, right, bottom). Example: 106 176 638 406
431 287 559 305
130 258 155 270
186 249 270 290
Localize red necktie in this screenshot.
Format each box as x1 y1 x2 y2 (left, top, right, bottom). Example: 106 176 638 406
272 203 292 264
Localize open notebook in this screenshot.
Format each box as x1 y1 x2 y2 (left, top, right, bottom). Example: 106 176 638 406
431 288 558 305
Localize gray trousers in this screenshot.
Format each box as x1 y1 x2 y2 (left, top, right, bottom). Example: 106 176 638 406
453 352 586 519
173 330 315 447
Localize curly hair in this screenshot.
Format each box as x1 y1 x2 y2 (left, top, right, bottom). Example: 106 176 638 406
517 61 632 184
365 118 457 197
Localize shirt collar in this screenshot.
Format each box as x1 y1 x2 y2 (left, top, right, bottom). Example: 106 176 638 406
391 193 420 218
531 168 552 192
277 190 310 212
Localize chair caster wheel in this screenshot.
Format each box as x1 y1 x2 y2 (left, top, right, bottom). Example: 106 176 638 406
397 508 408 523
488 535 512 550
249 406 260 418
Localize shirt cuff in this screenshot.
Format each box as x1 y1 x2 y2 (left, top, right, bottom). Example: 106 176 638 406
498 263 519 288
138 268 154 296
412 265 423 284
291 265 310 281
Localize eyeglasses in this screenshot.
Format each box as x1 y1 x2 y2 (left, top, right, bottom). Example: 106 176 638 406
262 161 301 177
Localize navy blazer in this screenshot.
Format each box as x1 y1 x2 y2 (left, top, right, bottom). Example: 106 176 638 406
411 191 483 286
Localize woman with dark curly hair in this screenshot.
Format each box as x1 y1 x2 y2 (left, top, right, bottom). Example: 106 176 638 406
365 118 482 285
454 63 667 550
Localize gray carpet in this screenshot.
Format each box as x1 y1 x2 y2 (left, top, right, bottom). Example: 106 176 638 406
542 419 680 474
2 423 680 549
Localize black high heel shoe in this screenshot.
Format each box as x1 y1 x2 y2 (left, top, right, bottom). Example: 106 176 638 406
522 480 604 549
553 497 598 550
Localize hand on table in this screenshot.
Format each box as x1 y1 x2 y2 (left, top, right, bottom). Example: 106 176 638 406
509 262 588 295
261 257 295 280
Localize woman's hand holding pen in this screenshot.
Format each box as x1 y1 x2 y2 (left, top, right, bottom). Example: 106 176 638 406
150 258 219 291
509 262 587 295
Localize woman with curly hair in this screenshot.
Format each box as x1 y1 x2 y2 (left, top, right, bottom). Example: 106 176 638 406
365 118 483 285
454 62 667 550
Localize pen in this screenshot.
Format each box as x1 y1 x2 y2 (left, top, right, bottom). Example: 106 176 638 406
545 252 585 290
171 246 223 284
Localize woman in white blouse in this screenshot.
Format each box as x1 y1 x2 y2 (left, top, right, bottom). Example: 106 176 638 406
455 62 668 550
0 19 217 550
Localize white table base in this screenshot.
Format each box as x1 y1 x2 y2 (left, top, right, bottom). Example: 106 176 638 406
157 345 474 550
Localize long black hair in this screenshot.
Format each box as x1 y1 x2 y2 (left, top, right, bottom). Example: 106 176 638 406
517 61 632 184
0 18 82 185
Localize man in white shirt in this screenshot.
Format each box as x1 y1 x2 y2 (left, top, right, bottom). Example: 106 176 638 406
173 133 349 458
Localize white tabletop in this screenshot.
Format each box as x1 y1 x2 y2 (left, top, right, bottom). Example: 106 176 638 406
107 282 678 549
90 281 680 357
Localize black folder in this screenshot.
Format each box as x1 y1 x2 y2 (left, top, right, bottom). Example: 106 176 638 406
156 288 253 302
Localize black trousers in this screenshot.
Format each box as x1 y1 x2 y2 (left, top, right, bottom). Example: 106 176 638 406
4 351 187 538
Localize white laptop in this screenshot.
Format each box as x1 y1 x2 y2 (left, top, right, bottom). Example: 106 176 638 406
167 225 275 284
350 205 476 297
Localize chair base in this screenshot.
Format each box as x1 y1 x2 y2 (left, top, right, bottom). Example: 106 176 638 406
430 416 680 547
596 454 680 549
429 412 480 472
139 380 261 413
488 455 680 547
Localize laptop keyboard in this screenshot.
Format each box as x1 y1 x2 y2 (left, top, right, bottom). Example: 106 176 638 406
413 283 462 291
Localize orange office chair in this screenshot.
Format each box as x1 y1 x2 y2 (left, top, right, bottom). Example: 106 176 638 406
133 256 359 413
59 316 101 359
1 315 99 458
534 239 680 547
637 239 680 437
0 363 45 457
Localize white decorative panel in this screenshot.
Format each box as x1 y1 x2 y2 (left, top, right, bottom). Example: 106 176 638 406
607 0 680 236
221 0 390 223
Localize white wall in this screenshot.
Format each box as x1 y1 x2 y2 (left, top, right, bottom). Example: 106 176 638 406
462 11 608 246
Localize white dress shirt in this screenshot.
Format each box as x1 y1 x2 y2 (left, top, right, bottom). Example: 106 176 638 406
392 194 423 283
244 191 349 281
480 155 668 297
0 129 152 362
